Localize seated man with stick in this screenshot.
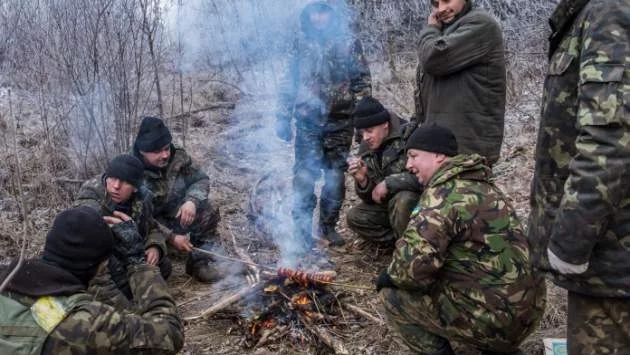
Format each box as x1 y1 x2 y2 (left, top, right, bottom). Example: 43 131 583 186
377 124 545 355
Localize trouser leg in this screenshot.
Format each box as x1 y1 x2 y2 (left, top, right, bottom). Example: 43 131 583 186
346 202 394 242
388 190 420 239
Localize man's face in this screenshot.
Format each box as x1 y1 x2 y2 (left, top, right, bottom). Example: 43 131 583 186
106 177 136 203
405 149 446 185
140 144 171 169
431 0 467 24
361 122 389 150
309 10 332 31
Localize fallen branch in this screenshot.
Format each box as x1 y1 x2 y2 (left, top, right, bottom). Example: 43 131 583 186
298 313 349 355
184 283 263 321
168 102 236 120
342 303 385 326
255 325 289 348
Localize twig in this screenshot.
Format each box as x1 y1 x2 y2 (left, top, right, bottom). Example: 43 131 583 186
228 226 260 282
192 247 274 271
298 313 349 355
167 102 236 120
342 303 385 326
255 325 289 348
184 283 263 321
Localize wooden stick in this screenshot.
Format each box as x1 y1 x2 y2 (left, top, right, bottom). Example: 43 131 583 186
255 325 289 348
228 226 260 282
184 283 263 321
342 303 385 326
298 314 349 355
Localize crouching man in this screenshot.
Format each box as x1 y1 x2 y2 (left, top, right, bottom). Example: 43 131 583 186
76 154 171 299
346 97 422 245
378 124 545 355
0 206 184 354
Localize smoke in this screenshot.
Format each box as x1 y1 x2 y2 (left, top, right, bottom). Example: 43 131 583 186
165 1 358 268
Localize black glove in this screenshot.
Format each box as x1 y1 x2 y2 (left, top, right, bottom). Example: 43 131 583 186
111 220 146 268
375 270 396 292
275 117 292 142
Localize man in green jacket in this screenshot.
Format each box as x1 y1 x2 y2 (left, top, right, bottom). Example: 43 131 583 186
133 116 222 283
0 206 184 354
76 154 171 300
414 0 505 166
528 0 630 353
379 124 545 355
346 97 421 244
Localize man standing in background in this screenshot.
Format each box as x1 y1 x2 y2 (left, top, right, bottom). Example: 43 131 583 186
414 0 506 166
528 0 630 353
276 1 372 251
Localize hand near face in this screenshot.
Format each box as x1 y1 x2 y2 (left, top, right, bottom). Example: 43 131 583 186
103 211 132 226
428 8 442 28
176 201 196 226
348 158 368 186
372 181 388 204
145 246 160 266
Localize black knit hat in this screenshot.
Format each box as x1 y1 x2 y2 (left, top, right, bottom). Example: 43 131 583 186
406 123 458 157
106 154 144 187
352 97 390 129
134 116 172 152
43 206 114 285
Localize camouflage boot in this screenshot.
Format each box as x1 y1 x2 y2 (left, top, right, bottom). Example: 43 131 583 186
318 224 345 247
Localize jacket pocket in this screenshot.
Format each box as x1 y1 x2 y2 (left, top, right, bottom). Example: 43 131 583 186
578 64 625 125
548 51 574 76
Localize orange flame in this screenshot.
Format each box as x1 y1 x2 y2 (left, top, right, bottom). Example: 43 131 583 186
294 295 310 305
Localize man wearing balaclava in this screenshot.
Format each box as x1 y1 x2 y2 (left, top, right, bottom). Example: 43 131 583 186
0 206 184 354
413 0 506 166
276 1 372 251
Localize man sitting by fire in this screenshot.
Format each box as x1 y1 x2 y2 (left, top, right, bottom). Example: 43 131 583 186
346 97 422 246
377 124 546 355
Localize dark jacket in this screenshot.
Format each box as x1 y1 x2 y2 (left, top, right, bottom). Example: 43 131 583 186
356 114 422 203
528 0 630 297
0 259 184 354
414 3 506 165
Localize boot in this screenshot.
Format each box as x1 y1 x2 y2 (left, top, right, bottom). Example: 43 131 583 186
185 255 221 283
319 224 345 247
427 341 455 355
481 350 524 355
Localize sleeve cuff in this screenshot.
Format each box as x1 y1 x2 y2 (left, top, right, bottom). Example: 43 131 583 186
547 248 589 275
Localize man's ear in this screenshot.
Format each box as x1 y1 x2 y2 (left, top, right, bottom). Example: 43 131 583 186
435 153 448 164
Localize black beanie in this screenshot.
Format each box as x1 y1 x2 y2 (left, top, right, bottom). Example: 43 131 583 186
134 116 172 152
406 123 458 157
43 206 114 285
352 97 390 129
106 154 144 187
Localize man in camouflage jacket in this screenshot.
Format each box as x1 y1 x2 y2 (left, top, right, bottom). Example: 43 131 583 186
527 0 630 352
133 116 222 283
76 154 171 301
346 97 422 244
275 1 371 249
414 0 505 166
379 124 545 355
0 207 184 354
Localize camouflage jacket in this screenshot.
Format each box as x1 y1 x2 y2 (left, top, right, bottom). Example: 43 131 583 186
136 145 210 219
75 175 167 257
355 115 422 203
388 155 543 321
278 6 371 131
0 259 184 354
528 0 630 297
414 2 505 165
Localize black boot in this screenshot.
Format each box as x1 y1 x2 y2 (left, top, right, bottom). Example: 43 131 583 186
481 350 524 355
319 224 345 247
185 254 221 283
427 341 455 355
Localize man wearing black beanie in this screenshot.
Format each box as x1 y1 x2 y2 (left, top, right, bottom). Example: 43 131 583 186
377 124 545 355
76 154 171 301
346 97 422 245
0 207 184 354
132 116 228 283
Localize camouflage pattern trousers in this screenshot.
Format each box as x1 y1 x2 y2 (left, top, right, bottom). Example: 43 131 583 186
568 291 630 354
346 190 419 243
292 118 353 246
380 287 539 353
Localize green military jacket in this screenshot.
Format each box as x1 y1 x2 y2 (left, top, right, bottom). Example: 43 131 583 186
137 145 210 219
278 3 371 131
414 2 505 165
355 115 422 204
388 155 543 328
528 0 630 297
75 175 167 257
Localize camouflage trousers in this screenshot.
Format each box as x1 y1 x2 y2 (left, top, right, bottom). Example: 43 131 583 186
292 121 353 246
346 190 420 243
568 291 630 354
380 286 542 353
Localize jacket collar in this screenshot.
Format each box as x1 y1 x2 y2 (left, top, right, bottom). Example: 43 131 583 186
427 154 491 187
1 259 86 297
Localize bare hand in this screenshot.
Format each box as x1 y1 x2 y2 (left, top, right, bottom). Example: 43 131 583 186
145 247 160 266
372 181 388 204
103 211 132 226
348 158 368 187
428 9 442 28
176 201 196 226
170 234 194 253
